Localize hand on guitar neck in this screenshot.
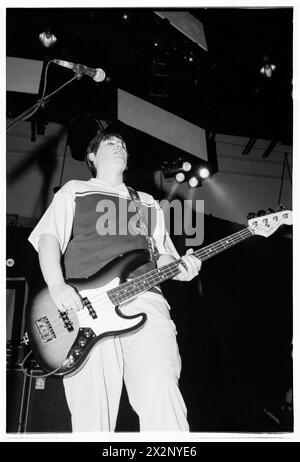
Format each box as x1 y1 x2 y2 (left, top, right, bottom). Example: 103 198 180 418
158 248 202 281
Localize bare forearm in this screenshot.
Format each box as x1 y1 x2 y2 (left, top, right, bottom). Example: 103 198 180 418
38 234 82 311
38 234 64 287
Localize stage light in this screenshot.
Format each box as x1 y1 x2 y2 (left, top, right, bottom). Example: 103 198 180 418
260 54 276 78
162 158 209 188
175 172 186 183
182 161 192 172
162 158 190 179
260 63 276 78
188 176 200 188
39 30 57 48
123 14 128 20
199 166 210 179
6 258 15 267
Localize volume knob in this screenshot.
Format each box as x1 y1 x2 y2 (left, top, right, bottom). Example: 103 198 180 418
84 328 91 338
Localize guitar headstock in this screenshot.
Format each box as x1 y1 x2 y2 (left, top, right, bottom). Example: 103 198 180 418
248 209 292 237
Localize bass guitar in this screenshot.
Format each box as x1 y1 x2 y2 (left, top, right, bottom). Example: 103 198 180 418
25 209 292 378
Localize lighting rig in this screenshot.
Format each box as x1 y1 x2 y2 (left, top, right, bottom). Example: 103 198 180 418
161 157 215 188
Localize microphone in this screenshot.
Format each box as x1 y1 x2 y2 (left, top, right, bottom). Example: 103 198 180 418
53 59 106 82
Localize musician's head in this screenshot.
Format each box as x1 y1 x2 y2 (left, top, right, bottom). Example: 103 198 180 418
86 130 128 177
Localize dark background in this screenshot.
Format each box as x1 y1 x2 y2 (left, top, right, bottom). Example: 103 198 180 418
6 7 293 433
7 7 293 150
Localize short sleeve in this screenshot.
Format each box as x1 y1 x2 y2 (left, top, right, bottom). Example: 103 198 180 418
152 200 180 260
28 183 75 254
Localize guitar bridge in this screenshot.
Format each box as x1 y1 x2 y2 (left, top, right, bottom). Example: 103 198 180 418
35 317 56 343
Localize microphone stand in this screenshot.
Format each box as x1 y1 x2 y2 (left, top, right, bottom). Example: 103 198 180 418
6 73 83 131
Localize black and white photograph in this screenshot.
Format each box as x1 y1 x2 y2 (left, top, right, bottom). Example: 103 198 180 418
4 3 296 443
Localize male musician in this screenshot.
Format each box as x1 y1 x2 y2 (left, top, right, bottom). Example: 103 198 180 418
28 130 201 432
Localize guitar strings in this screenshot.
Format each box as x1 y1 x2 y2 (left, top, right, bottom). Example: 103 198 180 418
107 227 253 303
81 219 276 310
31 223 268 333
68 227 254 310
45 226 254 334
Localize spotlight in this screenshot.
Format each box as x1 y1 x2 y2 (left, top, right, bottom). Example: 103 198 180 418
39 30 57 48
182 161 192 172
122 14 128 20
6 258 15 267
260 63 276 78
260 54 276 78
199 166 210 179
188 176 200 188
175 172 186 183
162 158 189 179
162 158 208 188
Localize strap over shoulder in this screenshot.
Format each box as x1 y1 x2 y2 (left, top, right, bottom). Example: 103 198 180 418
126 186 160 262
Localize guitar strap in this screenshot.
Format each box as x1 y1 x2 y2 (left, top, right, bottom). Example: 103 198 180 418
126 186 160 262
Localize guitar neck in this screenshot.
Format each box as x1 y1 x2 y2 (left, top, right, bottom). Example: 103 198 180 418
108 227 254 305
194 226 253 262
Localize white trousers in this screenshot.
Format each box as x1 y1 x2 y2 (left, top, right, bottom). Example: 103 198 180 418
63 291 189 432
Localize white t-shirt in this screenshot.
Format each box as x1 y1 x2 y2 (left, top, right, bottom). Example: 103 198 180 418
28 178 180 281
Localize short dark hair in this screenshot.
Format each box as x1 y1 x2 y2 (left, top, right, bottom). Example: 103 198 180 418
85 130 127 177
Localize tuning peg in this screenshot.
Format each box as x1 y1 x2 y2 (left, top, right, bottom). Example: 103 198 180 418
257 210 266 217
247 212 256 220
277 204 285 211
267 208 274 214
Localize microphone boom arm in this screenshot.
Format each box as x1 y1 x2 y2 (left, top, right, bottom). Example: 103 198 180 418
7 68 82 131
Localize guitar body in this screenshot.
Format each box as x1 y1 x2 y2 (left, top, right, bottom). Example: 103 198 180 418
26 249 149 378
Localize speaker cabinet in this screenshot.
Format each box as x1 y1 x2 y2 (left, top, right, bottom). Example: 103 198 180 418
6 368 72 433
6 278 28 346
6 369 140 433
